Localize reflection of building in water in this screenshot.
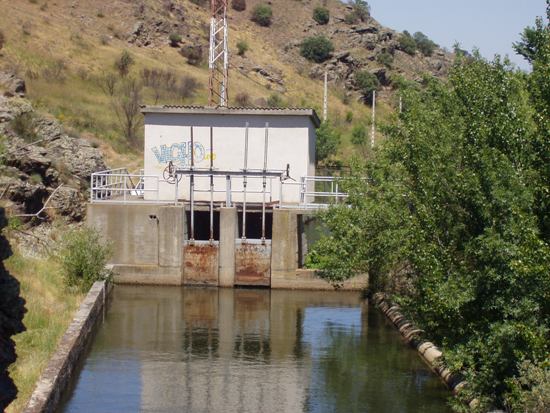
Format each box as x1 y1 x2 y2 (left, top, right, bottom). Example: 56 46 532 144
121 287 364 413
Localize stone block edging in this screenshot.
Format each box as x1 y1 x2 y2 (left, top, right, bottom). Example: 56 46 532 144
23 280 112 413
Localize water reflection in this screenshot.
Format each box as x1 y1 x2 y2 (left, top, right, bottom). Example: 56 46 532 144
60 286 451 413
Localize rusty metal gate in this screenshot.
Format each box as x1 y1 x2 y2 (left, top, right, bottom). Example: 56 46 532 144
234 239 271 287
183 241 219 286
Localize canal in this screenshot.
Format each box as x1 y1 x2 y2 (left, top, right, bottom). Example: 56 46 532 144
59 286 452 413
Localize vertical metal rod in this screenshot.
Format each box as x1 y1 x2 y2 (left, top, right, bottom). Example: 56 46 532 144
209 126 214 243
261 122 269 243
225 175 231 207
175 175 179 206
371 90 376 148
323 70 328 122
399 95 403 114
242 122 249 240
190 126 195 242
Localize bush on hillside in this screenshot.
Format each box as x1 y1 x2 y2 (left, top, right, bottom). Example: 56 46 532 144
237 40 249 56
313 7 330 25
114 50 134 77
59 227 111 291
180 45 204 66
413 31 437 56
232 0 246 12
266 93 284 108
344 0 370 24
0 30 5 50
251 4 273 27
355 70 379 98
169 33 182 47
351 124 367 146
177 75 201 100
376 51 394 67
398 31 417 55
316 121 340 163
235 92 252 106
300 36 334 63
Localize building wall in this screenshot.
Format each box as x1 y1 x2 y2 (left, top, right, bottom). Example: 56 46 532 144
143 113 316 204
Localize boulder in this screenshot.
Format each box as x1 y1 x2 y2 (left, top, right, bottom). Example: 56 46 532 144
0 73 26 98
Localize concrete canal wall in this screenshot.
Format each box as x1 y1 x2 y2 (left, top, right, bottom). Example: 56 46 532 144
87 203 368 290
24 280 113 413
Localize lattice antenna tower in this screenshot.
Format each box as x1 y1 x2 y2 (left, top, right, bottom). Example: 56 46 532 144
208 0 229 107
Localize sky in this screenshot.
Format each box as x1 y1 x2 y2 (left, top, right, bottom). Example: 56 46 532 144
360 0 547 70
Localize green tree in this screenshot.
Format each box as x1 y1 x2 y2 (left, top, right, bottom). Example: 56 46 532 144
251 4 273 27
316 121 340 163
413 31 437 56
300 35 334 63
309 51 550 410
313 6 330 25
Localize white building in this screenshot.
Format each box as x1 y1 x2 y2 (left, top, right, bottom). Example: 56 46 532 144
141 106 320 205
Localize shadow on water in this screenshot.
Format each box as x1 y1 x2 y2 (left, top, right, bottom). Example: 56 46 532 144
59 286 452 413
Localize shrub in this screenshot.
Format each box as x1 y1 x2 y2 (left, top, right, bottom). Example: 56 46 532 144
345 0 370 24
235 92 251 106
10 112 38 143
114 50 134 77
376 51 393 67
266 93 284 108
300 35 334 63
316 121 340 162
59 227 112 291
413 31 437 56
99 34 110 45
251 4 273 27
177 75 200 100
232 0 246 12
345 110 353 123
236 40 249 56
398 31 417 55
355 70 379 97
351 124 367 146
313 7 329 25
41 58 67 82
0 30 4 50
169 33 182 47
180 45 204 66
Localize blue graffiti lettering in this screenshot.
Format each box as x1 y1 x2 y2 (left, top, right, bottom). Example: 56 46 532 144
151 141 206 167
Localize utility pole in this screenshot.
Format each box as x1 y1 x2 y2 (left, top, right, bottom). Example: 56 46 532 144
323 71 328 122
208 0 229 107
371 90 376 148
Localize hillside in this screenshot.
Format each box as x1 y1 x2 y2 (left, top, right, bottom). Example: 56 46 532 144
0 0 454 166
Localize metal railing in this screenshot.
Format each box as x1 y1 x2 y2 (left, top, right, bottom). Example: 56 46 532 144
90 169 348 209
280 176 348 209
90 168 161 203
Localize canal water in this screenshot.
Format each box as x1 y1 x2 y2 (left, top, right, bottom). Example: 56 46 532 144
59 286 452 413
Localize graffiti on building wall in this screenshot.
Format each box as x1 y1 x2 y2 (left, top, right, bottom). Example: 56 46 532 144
151 141 213 167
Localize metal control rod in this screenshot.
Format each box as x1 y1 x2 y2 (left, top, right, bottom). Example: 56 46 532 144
190 126 195 242
242 122 249 241
261 122 269 244
209 126 214 243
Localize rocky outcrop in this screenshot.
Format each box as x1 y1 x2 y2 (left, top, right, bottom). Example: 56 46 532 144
0 207 26 411
0 94 106 221
0 72 26 98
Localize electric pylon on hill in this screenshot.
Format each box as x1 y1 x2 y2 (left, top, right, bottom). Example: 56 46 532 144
208 0 229 107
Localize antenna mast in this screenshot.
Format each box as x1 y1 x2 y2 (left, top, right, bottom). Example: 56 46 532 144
208 0 229 107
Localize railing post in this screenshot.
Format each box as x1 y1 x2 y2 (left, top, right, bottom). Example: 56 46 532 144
225 175 231 207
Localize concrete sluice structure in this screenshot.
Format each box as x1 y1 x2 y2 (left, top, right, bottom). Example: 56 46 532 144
87 106 366 290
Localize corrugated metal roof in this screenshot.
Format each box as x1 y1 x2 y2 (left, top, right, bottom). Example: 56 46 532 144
140 105 321 127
